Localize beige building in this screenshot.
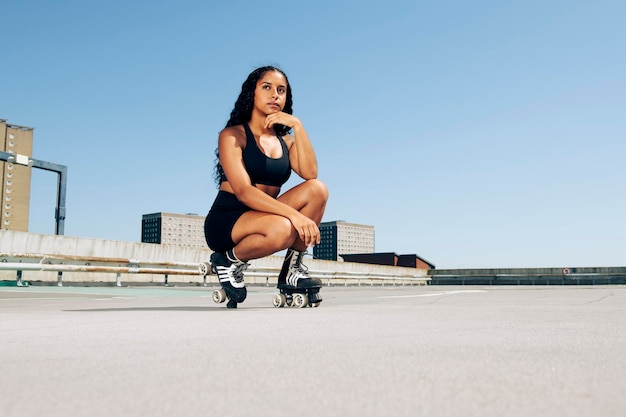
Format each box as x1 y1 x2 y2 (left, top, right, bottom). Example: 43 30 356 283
1 119 34 232
313 220 375 261
141 212 207 249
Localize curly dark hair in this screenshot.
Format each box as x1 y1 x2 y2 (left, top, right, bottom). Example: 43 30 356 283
214 66 294 185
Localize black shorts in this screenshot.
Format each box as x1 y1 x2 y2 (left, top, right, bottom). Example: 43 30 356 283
204 191 250 253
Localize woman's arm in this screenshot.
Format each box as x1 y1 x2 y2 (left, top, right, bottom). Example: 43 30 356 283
264 113 318 180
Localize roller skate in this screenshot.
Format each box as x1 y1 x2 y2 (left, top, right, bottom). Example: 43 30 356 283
210 250 248 309
272 249 323 308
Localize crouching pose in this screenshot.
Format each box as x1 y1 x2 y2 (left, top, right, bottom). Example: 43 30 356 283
204 66 329 308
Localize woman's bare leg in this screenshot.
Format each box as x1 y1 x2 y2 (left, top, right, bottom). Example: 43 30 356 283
229 212 296 260
276 179 328 251
229 179 329 259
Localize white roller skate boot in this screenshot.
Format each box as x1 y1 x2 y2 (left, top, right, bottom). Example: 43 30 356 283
273 249 323 308
210 249 248 308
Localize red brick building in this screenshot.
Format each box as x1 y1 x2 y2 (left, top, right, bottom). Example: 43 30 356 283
340 252 435 270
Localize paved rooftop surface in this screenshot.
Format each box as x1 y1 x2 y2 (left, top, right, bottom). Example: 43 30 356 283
1 284 625 417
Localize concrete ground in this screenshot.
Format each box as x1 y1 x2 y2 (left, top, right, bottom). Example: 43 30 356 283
1 284 625 417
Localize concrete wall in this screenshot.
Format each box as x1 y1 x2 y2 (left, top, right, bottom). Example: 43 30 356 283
0 230 428 285
429 267 626 285
5 231 622 286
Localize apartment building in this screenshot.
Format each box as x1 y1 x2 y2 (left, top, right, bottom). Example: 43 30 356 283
1 119 34 232
313 220 375 261
141 212 207 249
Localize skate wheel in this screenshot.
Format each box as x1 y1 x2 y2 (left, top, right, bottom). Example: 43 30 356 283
292 293 308 308
212 288 227 304
310 302 321 308
198 262 210 276
273 293 287 308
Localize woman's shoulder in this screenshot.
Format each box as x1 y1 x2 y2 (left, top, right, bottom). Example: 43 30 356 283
219 125 246 145
220 124 245 136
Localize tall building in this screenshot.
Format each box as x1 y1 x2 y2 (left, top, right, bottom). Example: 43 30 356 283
1 119 34 232
141 212 207 249
313 220 375 261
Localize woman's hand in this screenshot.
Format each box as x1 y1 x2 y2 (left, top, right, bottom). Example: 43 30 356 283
265 112 301 130
289 212 321 248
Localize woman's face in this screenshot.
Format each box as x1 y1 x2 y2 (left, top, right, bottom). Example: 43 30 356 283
254 70 288 115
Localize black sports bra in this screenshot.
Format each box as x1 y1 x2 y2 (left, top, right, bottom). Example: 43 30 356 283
219 124 291 187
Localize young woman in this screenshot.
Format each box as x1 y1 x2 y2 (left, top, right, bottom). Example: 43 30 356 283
204 66 329 308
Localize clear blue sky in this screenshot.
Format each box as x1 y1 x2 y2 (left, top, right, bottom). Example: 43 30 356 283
2 0 624 268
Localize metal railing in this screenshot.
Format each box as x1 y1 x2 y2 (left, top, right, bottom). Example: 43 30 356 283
247 267 430 287
0 252 203 287
0 253 430 287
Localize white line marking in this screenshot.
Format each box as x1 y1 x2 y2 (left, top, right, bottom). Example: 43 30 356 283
380 290 487 299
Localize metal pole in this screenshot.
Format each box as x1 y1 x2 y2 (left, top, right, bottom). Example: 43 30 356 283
0 151 68 235
29 158 67 236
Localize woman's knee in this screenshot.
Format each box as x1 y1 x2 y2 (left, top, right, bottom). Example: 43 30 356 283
271 216 298 249
305 179 329 202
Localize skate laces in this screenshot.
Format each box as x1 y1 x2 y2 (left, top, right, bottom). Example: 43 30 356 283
233 262 249 283
292 251 310 278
